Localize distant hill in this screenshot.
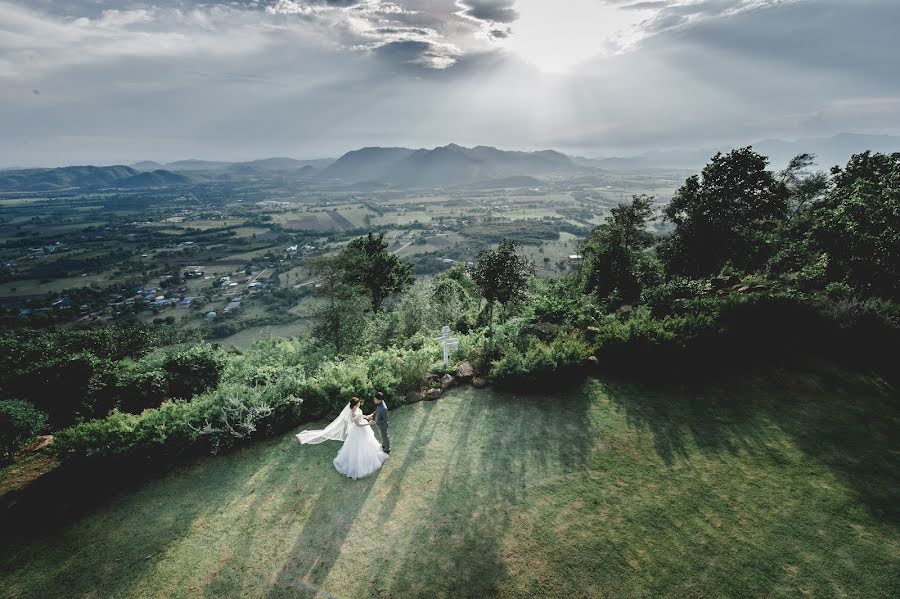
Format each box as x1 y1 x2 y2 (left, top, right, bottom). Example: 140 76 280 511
162 159 233 172
127 157 335 174
131 160 164 171
231 157 333 172
320 147 416 182
584 133 900 170
223 158 333 176
118 169 190 188
0 165 190 191
320 144 578 185
0 165 138 191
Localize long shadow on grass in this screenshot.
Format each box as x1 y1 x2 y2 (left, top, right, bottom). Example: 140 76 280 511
265 450 378 598
0 435 299 598
598 363 900 524
381 383 598 598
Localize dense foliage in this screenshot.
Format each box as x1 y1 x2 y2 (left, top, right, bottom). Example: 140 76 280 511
470 239 535 324
0 400 48 463
340 232 413 311
660 147 788 276
581 194 660 304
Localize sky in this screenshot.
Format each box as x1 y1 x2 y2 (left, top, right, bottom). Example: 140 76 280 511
1 0 898 166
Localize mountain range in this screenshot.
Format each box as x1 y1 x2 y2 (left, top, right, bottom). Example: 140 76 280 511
2 134 896 192
0 166 189 192
131 157 333 173
320 144 577 186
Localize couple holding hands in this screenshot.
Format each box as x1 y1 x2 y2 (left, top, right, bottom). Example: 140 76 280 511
296 391 390 480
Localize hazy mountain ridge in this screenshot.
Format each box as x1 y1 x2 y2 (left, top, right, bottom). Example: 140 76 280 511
131 157 334 174
321 144 579 185
118 170 191 188
0 165 189 192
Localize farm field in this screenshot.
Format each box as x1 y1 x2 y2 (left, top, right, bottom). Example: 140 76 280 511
0 168 689 345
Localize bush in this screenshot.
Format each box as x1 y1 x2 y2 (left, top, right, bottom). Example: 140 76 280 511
0 400 48 462
160 344 227 399
639 277 712 317
54 384 303 462
489 331 591 385
824 281 854 302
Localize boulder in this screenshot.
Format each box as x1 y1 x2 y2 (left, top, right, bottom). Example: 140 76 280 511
584 355 600 367
406 391 425 403
456 361 474 382
751 284 769 292
584 326 601 340
472 377 489 389
737 285 751 293
424 388 442 400
441 374 456 389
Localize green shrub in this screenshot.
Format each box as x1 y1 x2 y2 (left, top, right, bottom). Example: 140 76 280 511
54 384 302 462
0 400 48 462
639 277 712 317
824 281 854 302
489 332 591 385
160 344 227 399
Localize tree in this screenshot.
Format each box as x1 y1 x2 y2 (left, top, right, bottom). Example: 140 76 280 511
581 194 658 304
810 152 900 298
307 256 368 354
469 239 534 325
660 147 788 276
766 154 830 278
779 153 829 219
340 233 413 312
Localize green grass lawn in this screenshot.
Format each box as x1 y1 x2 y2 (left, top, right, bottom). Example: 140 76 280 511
1 365 898 598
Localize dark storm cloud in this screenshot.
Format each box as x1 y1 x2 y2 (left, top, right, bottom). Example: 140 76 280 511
455 1 519 24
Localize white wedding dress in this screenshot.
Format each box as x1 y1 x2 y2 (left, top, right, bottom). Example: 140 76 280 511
296 404 388 480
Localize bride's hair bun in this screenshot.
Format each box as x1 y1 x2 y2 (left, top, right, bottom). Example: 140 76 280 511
350 396 361 407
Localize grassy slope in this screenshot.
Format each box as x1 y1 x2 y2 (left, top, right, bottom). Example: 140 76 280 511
1 364 898 598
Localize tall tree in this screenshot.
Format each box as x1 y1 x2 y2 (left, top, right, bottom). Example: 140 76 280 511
307 256 367 354
469 239 534 325
340 232 413 312
581 194 658 304
660 147 788 276
811 151 900 298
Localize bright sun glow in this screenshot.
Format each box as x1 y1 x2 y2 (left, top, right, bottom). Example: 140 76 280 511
500 0 653 74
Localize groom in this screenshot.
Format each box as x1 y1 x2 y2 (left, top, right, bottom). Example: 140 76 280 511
367 391 390 454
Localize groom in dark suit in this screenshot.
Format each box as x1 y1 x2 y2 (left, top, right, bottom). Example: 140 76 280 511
369 391 390 454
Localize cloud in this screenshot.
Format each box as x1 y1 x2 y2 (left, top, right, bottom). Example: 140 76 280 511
455 1 519 24
0 0 898 166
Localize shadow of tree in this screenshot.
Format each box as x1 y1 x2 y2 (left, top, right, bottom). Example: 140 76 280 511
0 434 310 598
265 463 377 598
598 362 900 524
376 385 598 598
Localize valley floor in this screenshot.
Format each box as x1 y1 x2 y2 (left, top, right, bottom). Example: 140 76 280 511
1 365 898 598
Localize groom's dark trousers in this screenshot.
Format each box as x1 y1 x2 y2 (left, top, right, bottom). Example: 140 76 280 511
375 402 390 452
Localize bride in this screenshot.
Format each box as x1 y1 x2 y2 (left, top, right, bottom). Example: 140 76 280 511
296 396 388 480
